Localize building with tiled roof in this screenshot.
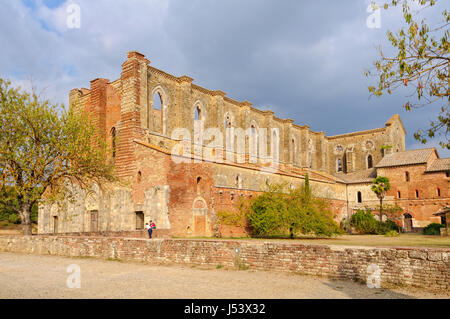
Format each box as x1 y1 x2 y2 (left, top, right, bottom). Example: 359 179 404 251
350 147 449 231
375 148 436 168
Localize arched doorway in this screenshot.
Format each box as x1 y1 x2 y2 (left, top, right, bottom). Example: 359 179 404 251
403 213 413 232
191 197 209 236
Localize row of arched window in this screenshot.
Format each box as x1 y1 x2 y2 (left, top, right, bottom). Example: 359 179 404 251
336 154 374 173
397 188 442 199
150 87 314 166
106 87 325 169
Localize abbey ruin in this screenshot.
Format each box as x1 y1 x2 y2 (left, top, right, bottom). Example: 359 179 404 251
38 51 449 237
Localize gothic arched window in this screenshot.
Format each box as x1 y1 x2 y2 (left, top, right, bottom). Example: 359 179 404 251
111 127 116 159
367 154 373 169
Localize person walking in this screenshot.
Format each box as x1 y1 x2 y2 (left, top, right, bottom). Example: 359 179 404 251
145 222 152 239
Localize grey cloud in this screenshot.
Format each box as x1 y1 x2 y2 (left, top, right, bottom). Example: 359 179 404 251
1 0 448 156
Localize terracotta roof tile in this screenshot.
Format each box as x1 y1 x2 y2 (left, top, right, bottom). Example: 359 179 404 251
426 158 450 172
375 148 435 168
333 169 377 184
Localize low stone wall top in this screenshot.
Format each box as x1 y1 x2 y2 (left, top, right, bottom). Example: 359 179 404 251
0 235 448 292
39 229 171 239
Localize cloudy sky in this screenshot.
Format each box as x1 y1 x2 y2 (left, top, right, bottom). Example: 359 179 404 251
1 0 448 156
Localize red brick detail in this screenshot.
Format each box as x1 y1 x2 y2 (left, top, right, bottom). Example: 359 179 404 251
383 164 448 226
88 78 109 140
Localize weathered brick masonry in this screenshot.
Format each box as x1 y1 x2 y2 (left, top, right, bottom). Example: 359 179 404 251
0 236 448 292
39 229 171 239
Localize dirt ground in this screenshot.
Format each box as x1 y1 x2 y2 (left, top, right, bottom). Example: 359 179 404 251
0 252 448 299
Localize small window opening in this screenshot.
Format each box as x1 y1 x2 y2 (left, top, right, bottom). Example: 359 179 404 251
111 127 116 158
196 176 202 193
135 211 144 230
225 115 231 129
367 154 373 169
53 216 58 234
235 174 243 189
195 107 201 121
153 92 162 110
337 158 342 172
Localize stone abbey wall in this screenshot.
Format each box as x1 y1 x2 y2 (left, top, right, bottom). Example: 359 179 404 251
327 115 406 174
38 51 446 238
1 236 448 292
69 51 405 177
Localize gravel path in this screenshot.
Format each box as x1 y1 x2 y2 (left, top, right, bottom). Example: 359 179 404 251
0 252 447 299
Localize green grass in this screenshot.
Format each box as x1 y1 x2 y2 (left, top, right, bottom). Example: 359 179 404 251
175 233 450 248
291 233 450 248
0 220 18 229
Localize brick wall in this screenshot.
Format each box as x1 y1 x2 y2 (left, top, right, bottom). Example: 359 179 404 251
378 165 449 227
0 236 448 292
36 229 171 239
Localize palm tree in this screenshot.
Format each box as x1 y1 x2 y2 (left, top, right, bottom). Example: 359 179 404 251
371 176 390 221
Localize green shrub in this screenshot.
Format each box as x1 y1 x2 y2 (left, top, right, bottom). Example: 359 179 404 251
350 209 379 234
384 219 400 232
376 219 399 234
340 218 351 232
2 223 9 227
217 198 250 228
247 178 343 238
8 214 20 224
220 175 343 238
423 223 445 236
385 230 399 237
350 209 399 235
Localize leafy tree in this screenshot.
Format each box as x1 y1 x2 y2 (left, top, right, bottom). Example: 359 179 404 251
380 203 404 221
248 183 289 237
366 0 449 149
224 177 343 238
303 172 311 200
0 186 39 223
371 176 391 221
216 197 250 229
0 79 117 235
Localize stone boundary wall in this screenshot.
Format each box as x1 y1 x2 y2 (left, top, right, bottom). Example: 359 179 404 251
0 236 448 292
42 230 171 239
